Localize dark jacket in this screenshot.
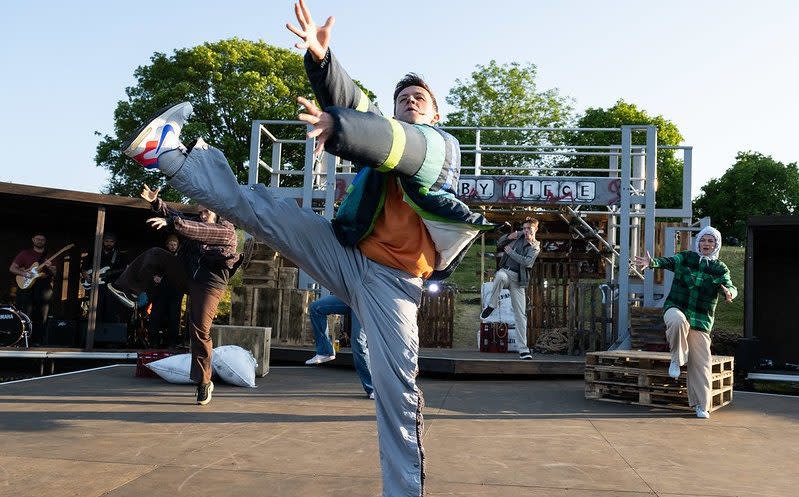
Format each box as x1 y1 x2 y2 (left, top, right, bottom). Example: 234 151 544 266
304 49 495 280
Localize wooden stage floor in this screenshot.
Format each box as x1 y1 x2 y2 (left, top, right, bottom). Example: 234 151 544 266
0 365 797 497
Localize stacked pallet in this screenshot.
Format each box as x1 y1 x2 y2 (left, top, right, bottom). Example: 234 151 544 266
585 350 734 412
629 307 668 352
230 242 314 345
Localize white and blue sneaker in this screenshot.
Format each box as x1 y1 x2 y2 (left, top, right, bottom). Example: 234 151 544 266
695 406 710 419
122 102 193 169
668 360 681 379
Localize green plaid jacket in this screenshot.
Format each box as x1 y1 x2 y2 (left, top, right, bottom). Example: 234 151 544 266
651 251 738 332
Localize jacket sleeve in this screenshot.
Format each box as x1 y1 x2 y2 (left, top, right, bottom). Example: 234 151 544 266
496 232 516 252
325 108 458 193
651 252 683 272
151 198 182 219
714 263 738 299
505 241 540 268
304 49 381 115
171 218 236 246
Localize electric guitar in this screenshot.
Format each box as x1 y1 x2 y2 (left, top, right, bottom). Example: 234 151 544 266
81 266 111 290
15 244 75 290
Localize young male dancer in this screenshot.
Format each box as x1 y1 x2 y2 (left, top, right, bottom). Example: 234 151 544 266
120 1 492 493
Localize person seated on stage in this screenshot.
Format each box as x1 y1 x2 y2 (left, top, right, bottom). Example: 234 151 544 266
305 292 374 399
107 184 240 405
148 234 185 348
9 232 56 345
81 232 129 324
635 226 737 419
480 217 541 360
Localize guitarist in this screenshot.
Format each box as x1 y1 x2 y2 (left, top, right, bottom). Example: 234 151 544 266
9 232 56 345
81 232 128 323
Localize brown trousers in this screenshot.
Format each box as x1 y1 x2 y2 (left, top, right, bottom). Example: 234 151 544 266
115 247 224 384
664 307 712 411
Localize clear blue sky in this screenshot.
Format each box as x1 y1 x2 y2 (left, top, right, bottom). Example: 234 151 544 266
1 0 796 200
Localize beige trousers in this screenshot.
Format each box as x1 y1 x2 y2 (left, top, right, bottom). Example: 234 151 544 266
664 307 712 411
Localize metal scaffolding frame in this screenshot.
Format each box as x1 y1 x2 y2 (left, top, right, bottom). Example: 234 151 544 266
246 121 695 349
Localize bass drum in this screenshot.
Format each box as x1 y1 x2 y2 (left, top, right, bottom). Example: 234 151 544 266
0 306 32 347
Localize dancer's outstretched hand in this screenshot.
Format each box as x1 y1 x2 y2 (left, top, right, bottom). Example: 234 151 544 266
146 217 167 230
634 251 652 270
298 96 333 156
720 285 734 302
141 184 160 203
286 0 335 62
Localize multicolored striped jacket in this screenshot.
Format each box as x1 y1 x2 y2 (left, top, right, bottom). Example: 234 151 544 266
651 250 738 332
305 50 494 279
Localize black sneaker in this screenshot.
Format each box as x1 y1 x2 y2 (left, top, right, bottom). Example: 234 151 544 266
196 381 214 405
480 306 495 319
107 283 135 308
519 352 533 360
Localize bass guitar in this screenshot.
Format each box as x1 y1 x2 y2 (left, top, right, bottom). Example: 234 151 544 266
15 244 75 290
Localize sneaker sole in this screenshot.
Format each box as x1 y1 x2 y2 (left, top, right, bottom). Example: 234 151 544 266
121 102 189 155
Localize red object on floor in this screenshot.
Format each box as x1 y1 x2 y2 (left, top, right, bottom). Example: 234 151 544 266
135 350 175 378
480 323 509 353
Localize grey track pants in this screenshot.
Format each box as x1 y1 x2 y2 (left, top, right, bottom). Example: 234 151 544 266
161 142 426 497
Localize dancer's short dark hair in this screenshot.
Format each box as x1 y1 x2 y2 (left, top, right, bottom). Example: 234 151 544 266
393 73 439 113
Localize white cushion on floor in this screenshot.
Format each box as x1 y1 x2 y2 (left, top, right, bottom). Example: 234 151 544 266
212 345 258 388
146 353 193 384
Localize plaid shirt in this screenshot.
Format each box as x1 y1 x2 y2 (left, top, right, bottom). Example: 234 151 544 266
651 250 737 332
151 199 239 290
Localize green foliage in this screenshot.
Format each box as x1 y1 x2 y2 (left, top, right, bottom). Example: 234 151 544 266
443 60 574 174
566 100 685 208
95 38 316 201
694 151 799 241
712 246 744 334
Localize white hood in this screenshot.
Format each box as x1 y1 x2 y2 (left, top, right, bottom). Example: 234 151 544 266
693 226 722 261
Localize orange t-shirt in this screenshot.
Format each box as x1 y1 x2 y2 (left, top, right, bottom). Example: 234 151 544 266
358 178 436 279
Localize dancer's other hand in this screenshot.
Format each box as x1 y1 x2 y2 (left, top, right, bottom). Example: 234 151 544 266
286 0 335 62
720 285 734 303
146 217 167 230
141 184 160 203
298 96 333 156
634 251 652 271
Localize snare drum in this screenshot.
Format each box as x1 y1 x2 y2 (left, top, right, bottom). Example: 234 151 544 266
0 306 32 347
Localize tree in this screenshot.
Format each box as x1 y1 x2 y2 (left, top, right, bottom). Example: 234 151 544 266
694 152 799 241
565 100 685 208
95 38 367 200
443 60 574 174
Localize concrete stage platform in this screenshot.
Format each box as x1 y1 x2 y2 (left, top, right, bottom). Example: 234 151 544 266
0 366 797 497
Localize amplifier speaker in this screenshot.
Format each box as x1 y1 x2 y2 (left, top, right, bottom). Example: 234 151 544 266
94 322 129 344
45 319 78 347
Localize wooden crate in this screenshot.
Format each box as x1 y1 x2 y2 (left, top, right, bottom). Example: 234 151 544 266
585 350 734 412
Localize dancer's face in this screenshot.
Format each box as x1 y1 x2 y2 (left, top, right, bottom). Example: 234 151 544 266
394 85 440 125
197 206 217 224
522 222 537 242
698 234 716 255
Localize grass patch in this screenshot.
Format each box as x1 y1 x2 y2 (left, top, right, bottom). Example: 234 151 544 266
713 246 744 335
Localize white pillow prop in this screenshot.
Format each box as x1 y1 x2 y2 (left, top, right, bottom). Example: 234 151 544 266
146 353 193 384
480 282 516 325
212 345 258 388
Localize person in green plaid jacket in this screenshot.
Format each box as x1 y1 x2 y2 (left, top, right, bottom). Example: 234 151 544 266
635 226 737 419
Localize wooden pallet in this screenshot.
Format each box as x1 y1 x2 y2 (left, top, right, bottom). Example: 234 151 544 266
585 350 734 412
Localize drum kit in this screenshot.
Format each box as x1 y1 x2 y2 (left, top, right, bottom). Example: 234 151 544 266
0 305 32 348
